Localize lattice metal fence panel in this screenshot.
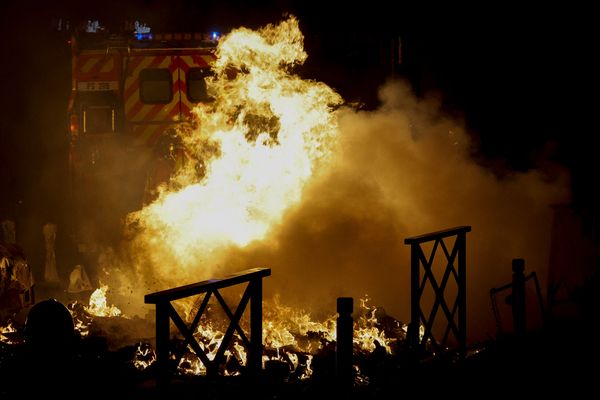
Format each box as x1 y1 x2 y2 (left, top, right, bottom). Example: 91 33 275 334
404 226 470 358
145 267 270 385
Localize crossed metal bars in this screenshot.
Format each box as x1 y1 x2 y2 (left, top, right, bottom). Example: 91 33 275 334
404 226 471 358
144 267 271 384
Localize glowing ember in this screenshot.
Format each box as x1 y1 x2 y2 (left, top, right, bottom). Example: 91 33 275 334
170 295 402 379
354 296 399 354
0 319 17 344
133 342 156 370
177 320 239 376
85 285 122 317
263 295 336 353
67 301 92 337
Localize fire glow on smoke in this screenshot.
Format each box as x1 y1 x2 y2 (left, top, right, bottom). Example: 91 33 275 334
1 14 569 382
127 15 342 284
108 13 568 341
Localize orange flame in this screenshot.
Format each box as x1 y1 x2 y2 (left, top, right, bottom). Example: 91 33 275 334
126 15 343 286
85 285 122 317
133 342 156 370
0 319 17 344
173 295 400 378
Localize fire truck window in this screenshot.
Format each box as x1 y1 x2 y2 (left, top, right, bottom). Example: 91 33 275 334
187 68 211 102
84 106 114 134
140 68 172 104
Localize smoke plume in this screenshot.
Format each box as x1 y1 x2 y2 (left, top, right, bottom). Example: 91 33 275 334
220 81 569 340
103 18 569 342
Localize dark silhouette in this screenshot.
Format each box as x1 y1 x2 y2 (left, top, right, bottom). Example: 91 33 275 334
335 297 353 389
510 259 526 337
23 298 77 390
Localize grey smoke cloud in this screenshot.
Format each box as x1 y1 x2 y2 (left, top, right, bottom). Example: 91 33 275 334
220 80 569 341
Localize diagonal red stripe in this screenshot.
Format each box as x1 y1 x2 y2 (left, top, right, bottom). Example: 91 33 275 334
124 57 146 99
148 55 168 68
180 102 192 118
178 56 191 73
87 56 112 76
125 56 172 119
191 54 213 67
127 55 145 73
168 57 180 73
124 79 140 102
126 101 145 120
165 103 181 121
143 103 170 122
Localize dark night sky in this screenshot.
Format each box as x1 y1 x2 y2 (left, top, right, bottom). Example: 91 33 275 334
0 1 596 253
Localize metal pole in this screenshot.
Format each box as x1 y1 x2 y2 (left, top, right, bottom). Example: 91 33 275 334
457 232 467 359
249 278 263 376
511 258 526 337
336 297 353 389
155 301 170 387
409 244 421 353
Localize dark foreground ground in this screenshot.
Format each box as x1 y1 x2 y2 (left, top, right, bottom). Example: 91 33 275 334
1 310 597 400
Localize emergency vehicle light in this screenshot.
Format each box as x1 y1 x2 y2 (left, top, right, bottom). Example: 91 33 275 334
149 32 220 41
135 32 153 41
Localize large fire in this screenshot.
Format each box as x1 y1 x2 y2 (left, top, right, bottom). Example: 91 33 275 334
0 17 405 382
0 9 574 397
126 15 342 287
98 10 566 345
139 294 404 379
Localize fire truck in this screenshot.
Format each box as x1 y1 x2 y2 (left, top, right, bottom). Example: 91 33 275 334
67 22 218 250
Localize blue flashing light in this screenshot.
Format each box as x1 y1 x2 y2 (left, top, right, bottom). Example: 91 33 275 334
135 32 153 41
211 32 219 40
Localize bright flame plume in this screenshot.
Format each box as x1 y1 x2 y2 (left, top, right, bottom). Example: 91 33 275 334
127 15 342 287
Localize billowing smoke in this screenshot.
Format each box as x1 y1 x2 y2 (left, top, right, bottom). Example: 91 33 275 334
220 81 569 340
101 17 569 342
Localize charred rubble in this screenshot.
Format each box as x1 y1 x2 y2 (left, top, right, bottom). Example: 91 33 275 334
1 295 599 398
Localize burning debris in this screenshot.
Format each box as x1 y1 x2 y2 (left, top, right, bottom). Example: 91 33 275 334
79 12 567 351
132 341 156 371
0 10 575 398
85 285 122 317
0 319 17 344
0 290 411 394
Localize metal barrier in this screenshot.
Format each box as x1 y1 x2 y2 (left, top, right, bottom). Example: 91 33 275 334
404 226 471 358
145 267 271 384
490 258 545 337
336 297 353 388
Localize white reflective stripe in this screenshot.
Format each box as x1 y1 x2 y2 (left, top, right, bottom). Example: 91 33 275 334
77 81 118 91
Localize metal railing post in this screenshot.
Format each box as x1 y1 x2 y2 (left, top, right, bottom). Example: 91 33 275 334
409 242 420 353
249 277 263 375
511 258 526 337
336 297 353 388
155 301 170 387
457 230 467 358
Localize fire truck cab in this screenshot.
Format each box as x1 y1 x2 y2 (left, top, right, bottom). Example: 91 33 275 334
67 24 217 249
